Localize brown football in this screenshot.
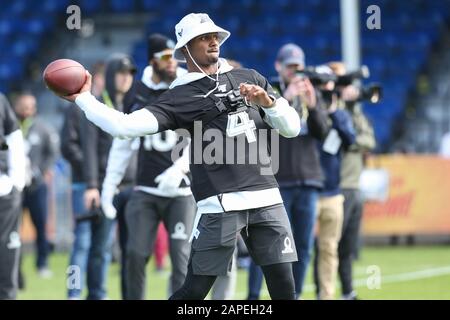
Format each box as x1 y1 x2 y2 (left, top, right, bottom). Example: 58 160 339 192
43 59 86 95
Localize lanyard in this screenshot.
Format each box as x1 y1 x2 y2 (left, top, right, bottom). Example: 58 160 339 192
20 118 33 138
102 90 114 109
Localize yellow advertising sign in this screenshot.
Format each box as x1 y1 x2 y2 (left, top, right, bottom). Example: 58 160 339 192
363 155 450 235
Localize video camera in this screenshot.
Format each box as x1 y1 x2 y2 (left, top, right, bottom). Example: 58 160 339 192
356 83 382 103
335 65 370 86
320 83 382 105
320 83 383 103
295 66 337 86
297 65 370 87
296 64 382 104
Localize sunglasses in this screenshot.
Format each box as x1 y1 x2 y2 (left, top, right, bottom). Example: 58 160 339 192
154 52 173 62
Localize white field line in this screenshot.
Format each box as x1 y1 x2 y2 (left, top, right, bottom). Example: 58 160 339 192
235 265 450 299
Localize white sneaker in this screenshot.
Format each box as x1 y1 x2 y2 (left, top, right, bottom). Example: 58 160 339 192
38 267 53 279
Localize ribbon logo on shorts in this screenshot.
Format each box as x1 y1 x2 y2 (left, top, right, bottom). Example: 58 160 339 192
281 236 294 254
7 231 21 249
171 222 188 240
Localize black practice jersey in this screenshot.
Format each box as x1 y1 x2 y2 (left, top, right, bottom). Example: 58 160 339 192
145 68 281 201
128 80 190 188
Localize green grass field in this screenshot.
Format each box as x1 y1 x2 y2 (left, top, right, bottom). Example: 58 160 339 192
17 245 450 300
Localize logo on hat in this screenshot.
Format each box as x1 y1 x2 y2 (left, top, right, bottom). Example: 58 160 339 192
178 28 183 38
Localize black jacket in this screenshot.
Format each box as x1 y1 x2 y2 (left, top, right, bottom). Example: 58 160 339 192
60 106 84 183
271 79 330 189
81 94 137 190
80 56 137 190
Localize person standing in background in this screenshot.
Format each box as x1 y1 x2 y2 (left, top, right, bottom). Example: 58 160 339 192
312 65 356 300
14 92 58 279
61 62 105 299
0 93 26 299
80 54 137 300
247 43 329 300
328 62 376 300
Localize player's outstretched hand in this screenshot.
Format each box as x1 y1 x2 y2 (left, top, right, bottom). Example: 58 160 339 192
239 83 274 108
58 71 93 102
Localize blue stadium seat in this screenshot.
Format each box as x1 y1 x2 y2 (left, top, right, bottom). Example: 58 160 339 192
132 40 147 62
202 0 223 11
147 17 178 36
0 58 25 81
23 17 53 37
12 37 40 58
110 0 135 13
141 0 161 11
79 0 102 15
41 0 71 14
7 0 30 16
0 19 16 38
0 82 9 93
223 16 241 35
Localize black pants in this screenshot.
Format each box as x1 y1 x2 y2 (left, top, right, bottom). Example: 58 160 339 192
125 191 196 300
170 261 295 300
113 187 133 300
338 189 363 296
22 182 50 269
0 188 21 299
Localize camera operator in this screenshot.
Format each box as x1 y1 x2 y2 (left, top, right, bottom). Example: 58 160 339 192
328 62 376 300
312 65 356 300
247 44 330 300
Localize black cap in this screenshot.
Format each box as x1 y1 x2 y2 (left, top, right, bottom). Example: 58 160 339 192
117 55 137 74
148 33 175 60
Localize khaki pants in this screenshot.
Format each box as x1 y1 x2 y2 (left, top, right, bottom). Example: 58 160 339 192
316 194 344 300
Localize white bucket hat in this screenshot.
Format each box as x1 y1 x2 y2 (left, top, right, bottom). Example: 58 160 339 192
173 13 230 62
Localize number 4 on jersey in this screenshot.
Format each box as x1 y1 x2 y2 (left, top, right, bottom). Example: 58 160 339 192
226 111 257 143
